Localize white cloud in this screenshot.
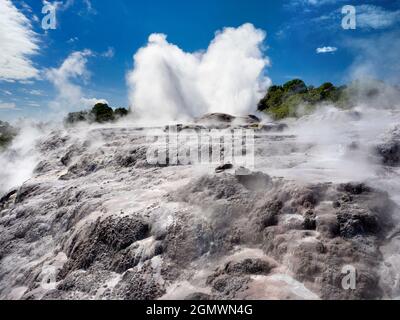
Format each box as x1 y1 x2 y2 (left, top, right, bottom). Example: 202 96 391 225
1 90 12 95
64 0 75 9
102 47 115 58
28 89 44 96
357 5 400 30
306 0 343 5
20 1 32 13
46 0 96 15
46 50 107 112
21 88 44 96
288 0 346 8
0 102 17 110
19 79 34 84
27 102 40 107
312 5 400 31
67 37 79 44
82 0 96 14
127 23 271 121
316 46 338 54
42 0 74 11
284 75 302 79
0 0 39 82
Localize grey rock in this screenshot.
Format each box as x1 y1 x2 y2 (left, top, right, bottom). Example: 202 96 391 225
376 127 400 166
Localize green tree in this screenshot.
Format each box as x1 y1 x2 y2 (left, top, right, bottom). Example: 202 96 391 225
91 103 115 123
114 107 129 118
282 79 307 94
65 111 90 125
0 121 17 150
258 79 350 120
257 85 284 111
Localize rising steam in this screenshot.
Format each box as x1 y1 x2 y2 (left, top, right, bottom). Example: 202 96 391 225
0 121 50 193
127 23 271 122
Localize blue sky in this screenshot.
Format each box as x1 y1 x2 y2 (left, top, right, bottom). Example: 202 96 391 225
1 0 400 121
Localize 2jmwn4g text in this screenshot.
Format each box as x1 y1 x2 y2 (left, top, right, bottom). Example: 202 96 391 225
146 304 253 317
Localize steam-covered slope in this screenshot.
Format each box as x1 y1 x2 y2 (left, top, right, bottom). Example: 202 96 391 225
1 114 399 300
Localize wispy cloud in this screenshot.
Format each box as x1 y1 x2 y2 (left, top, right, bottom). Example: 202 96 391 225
0 0 39 82
284 75 302 79
287 0 346 8
67 37 79 44
311 4 400 31
1 90 12 96
42 0 74 11
0 102 18 110
306 0 342 4
101 47 115 58
82 0 96 15
27 102 41 107
42 0 96 15
357 5 400 30
21 89 44 96
46 50 107 112
316 46 337 54
346 31 400 84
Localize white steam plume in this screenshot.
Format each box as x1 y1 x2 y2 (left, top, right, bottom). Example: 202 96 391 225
127 23 271 122
0 121 50 193
346 31 400 85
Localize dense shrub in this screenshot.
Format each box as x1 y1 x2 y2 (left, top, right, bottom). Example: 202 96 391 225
258 79 350 120
65 111 91 124
0 121 17 150
91 103 115 123
114 108 129 118
282 79 308 94
65 103 130 125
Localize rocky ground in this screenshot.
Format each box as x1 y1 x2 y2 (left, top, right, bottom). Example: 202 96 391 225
0 113 400 300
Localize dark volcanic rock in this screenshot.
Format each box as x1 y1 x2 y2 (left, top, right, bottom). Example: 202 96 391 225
338 183 371 195
184 292 212 300
208 274 250 298
236 172 272 191
15 183 46 204
196 113 235 124
173 174 396 300
215 163 233 173
59 156 99 180
195 113 261 128
114 147 147 168
376 127 400 166
163 219 214 267
58 216 149 278
222 258 275 276
112 266 165 300
0 189 17 209
259 123 288 132
376 140 400 166
204 258 272 299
